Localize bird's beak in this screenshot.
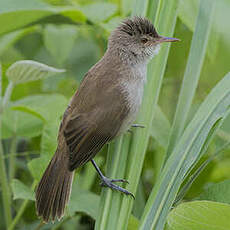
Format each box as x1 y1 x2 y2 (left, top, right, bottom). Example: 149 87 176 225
156 36 180 43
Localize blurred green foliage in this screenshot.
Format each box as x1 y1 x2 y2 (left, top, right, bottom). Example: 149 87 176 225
0 0 230 229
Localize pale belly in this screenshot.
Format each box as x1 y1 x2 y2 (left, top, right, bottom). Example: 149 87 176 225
117 79 145 135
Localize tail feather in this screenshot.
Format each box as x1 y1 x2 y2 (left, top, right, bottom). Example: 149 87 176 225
35 151 74 222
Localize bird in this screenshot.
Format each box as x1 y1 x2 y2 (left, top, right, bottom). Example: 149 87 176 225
35 16 179 222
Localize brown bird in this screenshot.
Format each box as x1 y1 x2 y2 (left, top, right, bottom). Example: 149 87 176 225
35 16 179 222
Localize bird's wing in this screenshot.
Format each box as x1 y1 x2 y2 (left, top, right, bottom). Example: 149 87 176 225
62 71 130 171
63 107 127 171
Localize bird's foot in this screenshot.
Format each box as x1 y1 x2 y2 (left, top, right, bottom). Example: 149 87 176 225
128 124 145 133
100 176 135 198
131 124 145 128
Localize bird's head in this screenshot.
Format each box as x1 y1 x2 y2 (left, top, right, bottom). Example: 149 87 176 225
108 17 179 64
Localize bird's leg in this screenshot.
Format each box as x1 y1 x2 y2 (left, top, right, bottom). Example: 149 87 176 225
91 159 135 198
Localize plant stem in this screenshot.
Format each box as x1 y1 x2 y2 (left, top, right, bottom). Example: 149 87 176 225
8 181 36 230
0 140 12 227
0 65 12 227
0 63 2 101
9 136 17 181
3 81 14 107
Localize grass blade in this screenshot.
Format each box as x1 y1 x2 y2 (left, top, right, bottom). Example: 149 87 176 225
139 72 230 230
96 0 180 229
115 0 180 229
166 0 215 158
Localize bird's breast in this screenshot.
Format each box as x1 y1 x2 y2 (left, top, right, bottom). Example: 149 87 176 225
117 72 146 134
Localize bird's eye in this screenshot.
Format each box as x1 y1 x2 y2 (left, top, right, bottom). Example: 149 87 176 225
141 38 148 44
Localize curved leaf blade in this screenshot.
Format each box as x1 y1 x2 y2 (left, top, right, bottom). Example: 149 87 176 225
6 60 65 84
140 72 230 230
166 201 230 230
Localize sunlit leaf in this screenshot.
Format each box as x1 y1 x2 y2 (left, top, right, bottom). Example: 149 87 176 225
127 215 139 230
6 60 65 84
166 201 230 230
0 0 86 35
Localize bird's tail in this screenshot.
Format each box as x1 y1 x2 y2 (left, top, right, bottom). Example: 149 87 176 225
35 149 74 222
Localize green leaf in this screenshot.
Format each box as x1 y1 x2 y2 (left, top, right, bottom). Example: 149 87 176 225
127 215 139 230
43 24 78 65
80 3 117 23
1 108 43 139
166 0 215 158
100 17 123 33
68 188 100 219
98 0 181 229
41 120 59 157
166 201 230 230
28 155 51 181
12 94 68 122
151 105 171 148
0 0 86 35
0 27 36 56
140 71 230 230
197 180 230 204
11 179 35 201
178 0 198 31
6 60 65 84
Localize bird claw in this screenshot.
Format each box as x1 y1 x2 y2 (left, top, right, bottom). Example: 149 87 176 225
131 124 145 128
100 176 134 198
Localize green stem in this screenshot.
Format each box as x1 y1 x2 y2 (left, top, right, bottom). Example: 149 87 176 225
8 181 36 230
0 63 2 101
0 63 12 228
3 81 14 107
9 136 17 181
0 141 12 227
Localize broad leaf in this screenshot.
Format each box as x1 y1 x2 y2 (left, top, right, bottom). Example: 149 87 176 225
43 24 78 65
80 3 117 23
0 0 86 35
68 188 100 219
166 201 230 230
197 180 230 204
1 108 43 139
40 120 59 157
6 60 65 84
0 27 35 56
28 155 51 181
12 94 68 122
127 215 139 230
11 179 35 201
